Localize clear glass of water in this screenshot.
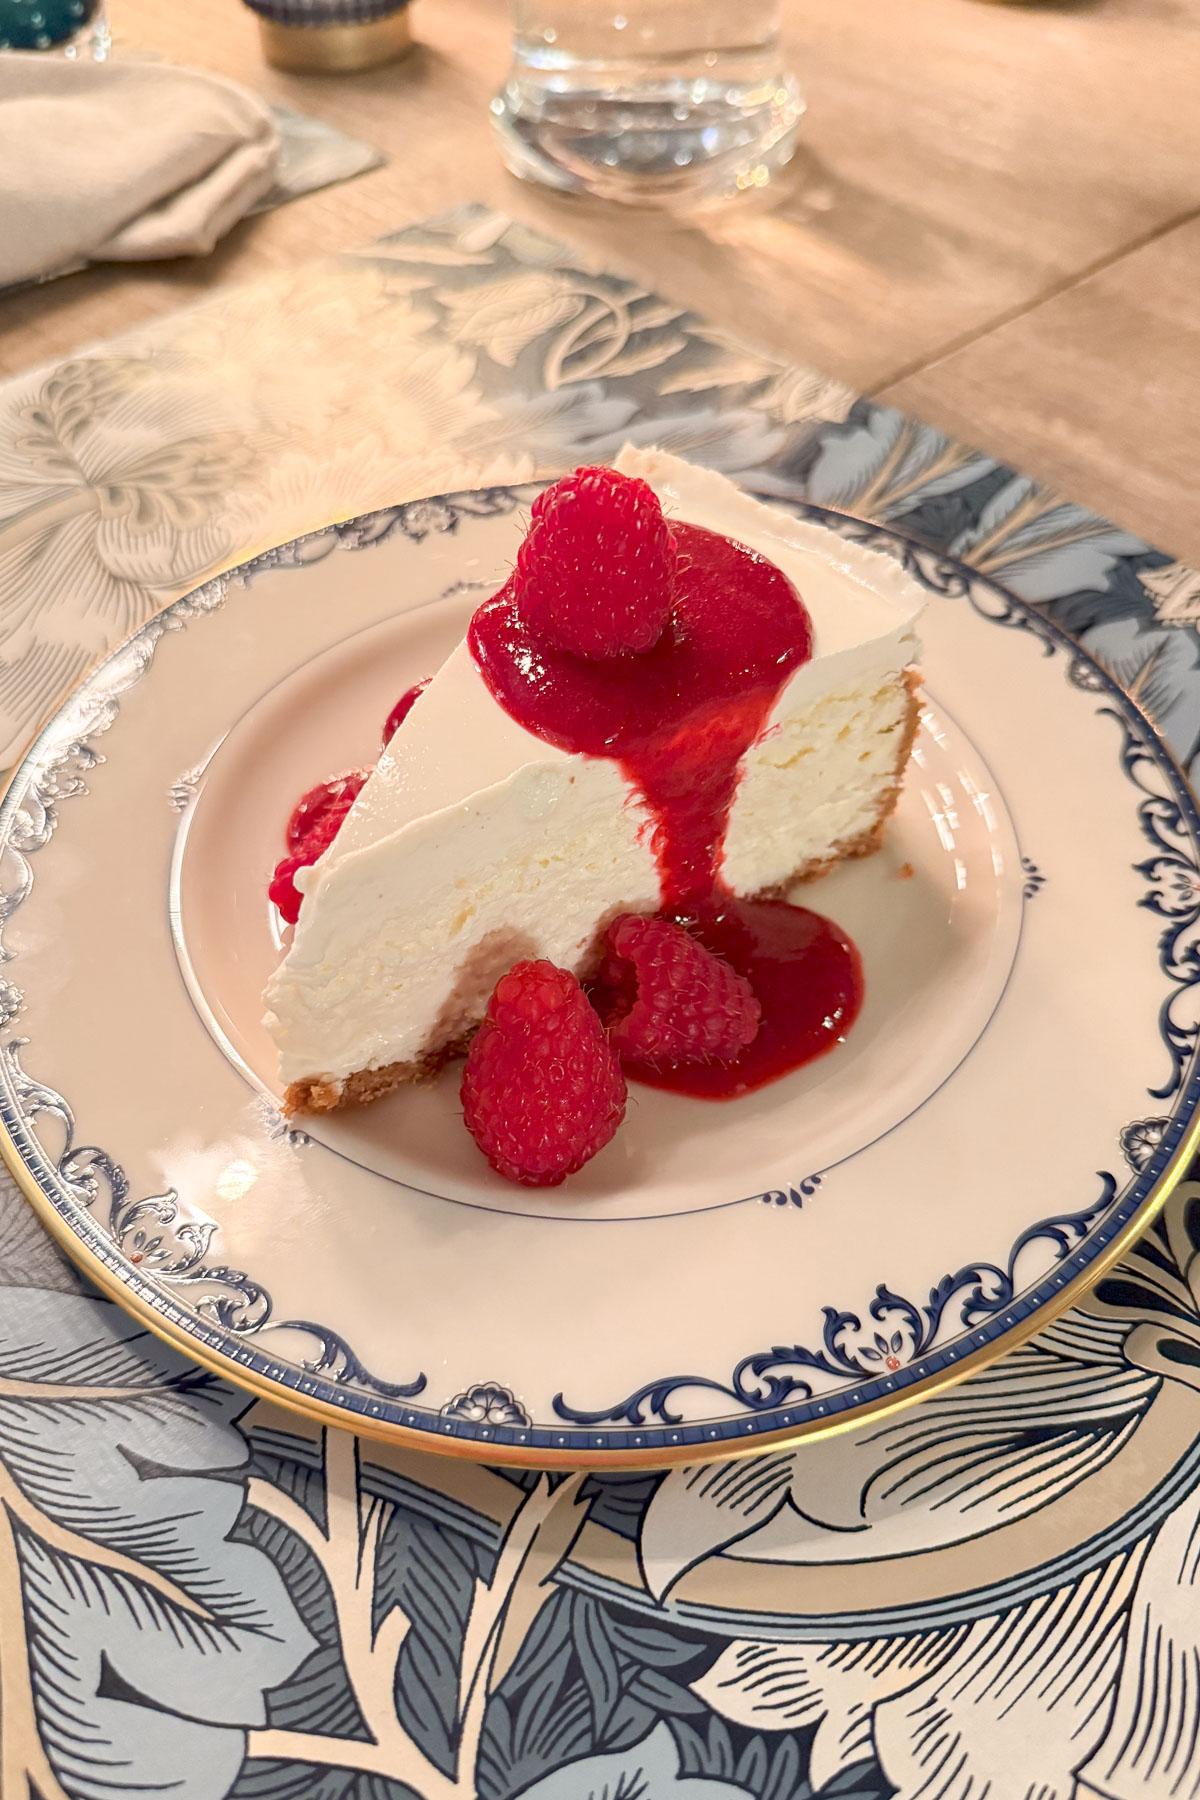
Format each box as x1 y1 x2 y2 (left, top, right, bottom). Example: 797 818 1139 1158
491 0 803 206
0 0 109 56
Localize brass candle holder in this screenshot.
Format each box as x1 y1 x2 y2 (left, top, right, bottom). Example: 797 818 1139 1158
243 0 413 74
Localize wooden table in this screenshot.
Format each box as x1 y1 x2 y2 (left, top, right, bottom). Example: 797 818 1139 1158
2 0 1198 559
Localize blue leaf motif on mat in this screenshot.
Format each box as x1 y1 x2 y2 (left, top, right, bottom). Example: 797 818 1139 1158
479 1586 719 1799
0 1164 83 1293
1090 1182 1200 1389
948 478 1148 603
573 1593 624 1740
0 1285 315 1799
1073 615 1200 778
672 1714 870 1800
384 1505 485 1778
513 1721 753 1798
803 406 993 524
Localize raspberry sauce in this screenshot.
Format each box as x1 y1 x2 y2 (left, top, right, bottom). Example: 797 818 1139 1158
382 679 430 748
469 520 865 1098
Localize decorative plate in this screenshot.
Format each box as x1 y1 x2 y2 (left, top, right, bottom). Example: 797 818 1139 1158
2 486 1198 1468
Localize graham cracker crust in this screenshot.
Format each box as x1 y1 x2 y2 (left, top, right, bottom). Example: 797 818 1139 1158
283 673 922 1117
285 1037 466 1115
286 1060 423 1116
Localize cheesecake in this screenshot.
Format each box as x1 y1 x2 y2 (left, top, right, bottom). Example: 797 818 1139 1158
263 449 923 1114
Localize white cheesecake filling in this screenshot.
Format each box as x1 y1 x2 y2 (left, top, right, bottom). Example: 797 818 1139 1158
264 449 922 1088
264 756 659 1089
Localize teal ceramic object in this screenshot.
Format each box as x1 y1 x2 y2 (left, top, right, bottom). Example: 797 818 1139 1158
0 0 97 48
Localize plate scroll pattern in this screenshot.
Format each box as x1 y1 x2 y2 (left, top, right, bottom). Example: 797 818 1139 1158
2 1038 427 1403
555 1182 1116 1428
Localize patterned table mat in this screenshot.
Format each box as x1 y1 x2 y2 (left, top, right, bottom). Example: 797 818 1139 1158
2 203 1200 1800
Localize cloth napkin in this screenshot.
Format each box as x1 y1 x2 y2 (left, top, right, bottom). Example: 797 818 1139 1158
0 53 281 288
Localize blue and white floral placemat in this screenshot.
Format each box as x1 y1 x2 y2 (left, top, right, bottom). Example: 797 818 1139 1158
2 203 1200 1800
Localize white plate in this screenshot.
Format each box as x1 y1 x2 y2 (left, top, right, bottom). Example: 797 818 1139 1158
2 487 1198 1467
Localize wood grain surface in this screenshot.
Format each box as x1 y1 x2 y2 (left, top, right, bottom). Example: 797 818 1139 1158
1 0 1197 555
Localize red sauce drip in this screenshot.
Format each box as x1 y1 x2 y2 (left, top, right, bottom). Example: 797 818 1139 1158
468 520 866 1099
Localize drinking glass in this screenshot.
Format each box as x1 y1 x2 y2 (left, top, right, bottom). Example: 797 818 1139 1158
0 0 109 56
491 0 802 206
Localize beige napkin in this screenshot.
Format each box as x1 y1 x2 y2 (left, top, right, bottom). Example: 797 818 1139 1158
0 53 281 288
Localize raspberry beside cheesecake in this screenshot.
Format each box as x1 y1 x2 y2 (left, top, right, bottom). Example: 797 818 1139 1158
262 449 923 1115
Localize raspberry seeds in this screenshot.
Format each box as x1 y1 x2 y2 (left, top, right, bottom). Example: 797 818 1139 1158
461 960 627 1186
595 914 762 1066
516 466 676 660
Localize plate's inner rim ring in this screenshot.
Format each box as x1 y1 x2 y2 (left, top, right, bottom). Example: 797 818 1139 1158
0 488 1196 1456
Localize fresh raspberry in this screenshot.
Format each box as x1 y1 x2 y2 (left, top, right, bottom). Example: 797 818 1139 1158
595 915 761 1065
382 678 430 747
461 960 627 1186
286 770 367 853
516 466 675 660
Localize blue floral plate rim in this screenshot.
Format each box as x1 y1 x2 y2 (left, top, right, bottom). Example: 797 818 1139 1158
2 484 1199 1468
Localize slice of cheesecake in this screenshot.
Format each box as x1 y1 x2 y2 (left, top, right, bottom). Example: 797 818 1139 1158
263 449 923 1113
